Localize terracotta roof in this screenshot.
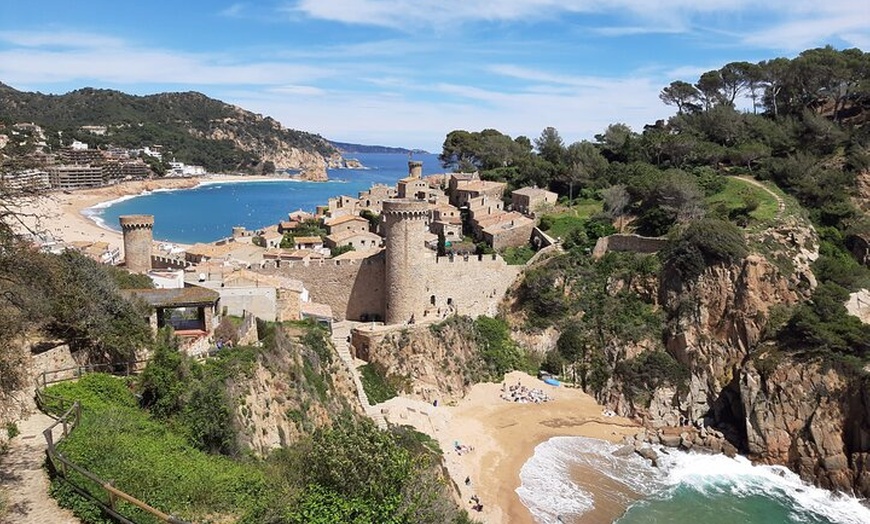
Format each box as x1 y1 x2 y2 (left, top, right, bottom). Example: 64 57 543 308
122 286 219 307
325 214 368 227
512 186 557 197
292 236 323 245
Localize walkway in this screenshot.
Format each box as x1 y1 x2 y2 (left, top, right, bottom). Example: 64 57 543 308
735 175 786 218
331 321 387 429
0 411 78 524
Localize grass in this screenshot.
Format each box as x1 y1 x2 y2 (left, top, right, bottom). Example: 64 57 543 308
359 363 398 404
501 245 536 265
45 374 269 524
706 177 780 226
540 199 603 239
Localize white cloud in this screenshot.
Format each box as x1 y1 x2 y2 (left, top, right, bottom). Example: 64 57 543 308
285 0 870 52
0 30 334 86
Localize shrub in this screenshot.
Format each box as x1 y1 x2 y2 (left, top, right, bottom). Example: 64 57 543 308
663 218 747 280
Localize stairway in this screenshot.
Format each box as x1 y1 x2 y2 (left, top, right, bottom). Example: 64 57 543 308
331 321 387 429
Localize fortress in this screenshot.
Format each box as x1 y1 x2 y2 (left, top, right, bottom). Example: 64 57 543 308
256 161 529 324
260 199 524 324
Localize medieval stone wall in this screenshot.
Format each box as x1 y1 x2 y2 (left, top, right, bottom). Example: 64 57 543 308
422 253 523 320
260 256 386 321
592 234 669 259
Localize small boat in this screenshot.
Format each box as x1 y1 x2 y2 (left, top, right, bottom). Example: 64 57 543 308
543 377 560 387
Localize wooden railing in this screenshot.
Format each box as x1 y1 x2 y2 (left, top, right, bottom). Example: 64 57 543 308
36 361 191 524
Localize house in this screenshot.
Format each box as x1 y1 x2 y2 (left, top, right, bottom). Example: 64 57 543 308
324 230 383 251
324 215 371 235
511 187 558 216
291 236 324 251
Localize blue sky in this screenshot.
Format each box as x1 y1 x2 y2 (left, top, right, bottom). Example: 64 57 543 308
1 1 868 152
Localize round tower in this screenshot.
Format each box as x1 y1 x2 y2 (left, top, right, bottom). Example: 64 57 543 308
382 199 429 325
119 214 154 273
408 160 423 179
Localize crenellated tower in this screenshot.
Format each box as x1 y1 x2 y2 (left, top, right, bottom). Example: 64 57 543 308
382 199 429 324
119 214 154 273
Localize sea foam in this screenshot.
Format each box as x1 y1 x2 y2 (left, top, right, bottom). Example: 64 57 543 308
517 436 870 524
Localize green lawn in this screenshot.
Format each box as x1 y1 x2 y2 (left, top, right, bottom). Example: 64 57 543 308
706 177 780 226
540 199 603 238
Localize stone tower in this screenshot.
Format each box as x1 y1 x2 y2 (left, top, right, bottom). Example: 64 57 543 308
119 214 154 273
408 160 423 179
382 199 429 324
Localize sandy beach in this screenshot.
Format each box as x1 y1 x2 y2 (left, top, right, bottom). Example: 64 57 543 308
10 174 279 255
379 371 641 523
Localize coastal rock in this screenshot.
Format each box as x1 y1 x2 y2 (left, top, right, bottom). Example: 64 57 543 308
613 445 636 458
635 447 659 467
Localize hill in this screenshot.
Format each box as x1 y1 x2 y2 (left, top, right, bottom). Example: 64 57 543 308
330 140 429 155
0 83 342 178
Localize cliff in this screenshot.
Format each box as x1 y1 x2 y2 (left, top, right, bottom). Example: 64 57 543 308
227 323 362 455
599 217 870 497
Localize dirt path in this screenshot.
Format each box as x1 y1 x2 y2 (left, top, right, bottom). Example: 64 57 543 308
0 411 78 524
735 175 786 218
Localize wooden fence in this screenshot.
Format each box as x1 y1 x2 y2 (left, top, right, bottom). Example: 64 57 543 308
36 361 191 524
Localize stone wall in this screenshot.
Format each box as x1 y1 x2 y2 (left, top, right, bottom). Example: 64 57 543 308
484 220 536 250
592 234 669 259
260 255 386 321
423 253 523 320
217 287 278 321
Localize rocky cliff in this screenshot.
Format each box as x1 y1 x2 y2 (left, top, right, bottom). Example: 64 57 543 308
597 217 870 497
227 324 362 455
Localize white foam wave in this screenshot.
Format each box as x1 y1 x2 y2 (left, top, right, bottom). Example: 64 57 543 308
657 452 870 524
518 436 870 524
516 438 596 523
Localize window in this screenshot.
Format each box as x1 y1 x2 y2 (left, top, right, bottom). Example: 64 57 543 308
430 295 436 305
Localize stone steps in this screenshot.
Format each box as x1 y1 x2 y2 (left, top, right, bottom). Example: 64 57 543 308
331 321 387 430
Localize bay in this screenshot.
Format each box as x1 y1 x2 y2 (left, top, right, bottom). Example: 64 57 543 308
91 152 441 244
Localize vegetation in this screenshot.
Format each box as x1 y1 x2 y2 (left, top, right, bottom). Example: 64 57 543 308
359 363 399 404
46 373 268 524
0 84 338 173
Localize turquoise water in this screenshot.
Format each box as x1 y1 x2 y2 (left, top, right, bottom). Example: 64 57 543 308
90 153 440 244
517 437 870 524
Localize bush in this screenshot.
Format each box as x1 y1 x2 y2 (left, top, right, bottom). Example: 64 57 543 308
359 363 398 404
473 316 524 379
615 351 688 405
663 218 747 280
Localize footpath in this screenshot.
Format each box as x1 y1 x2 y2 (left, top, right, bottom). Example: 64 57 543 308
0 409 78 524
331 321 387 429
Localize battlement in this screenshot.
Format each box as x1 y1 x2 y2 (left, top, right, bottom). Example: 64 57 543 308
258 255 385 270
118 214 155 230
382 199 429 217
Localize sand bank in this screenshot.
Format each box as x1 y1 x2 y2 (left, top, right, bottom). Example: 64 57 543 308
10 175 279 256
379 371 640 523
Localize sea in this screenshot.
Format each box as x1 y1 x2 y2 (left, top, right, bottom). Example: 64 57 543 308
517 436 870 524
88 152 442 244
89 152 870 523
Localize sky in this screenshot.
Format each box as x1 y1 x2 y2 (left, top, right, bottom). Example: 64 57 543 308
1 1 868 153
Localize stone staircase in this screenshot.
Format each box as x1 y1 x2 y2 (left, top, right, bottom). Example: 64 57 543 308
331 321 387 429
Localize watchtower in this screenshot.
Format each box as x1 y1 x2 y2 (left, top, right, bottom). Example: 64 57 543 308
119 214 154 273
382 199 429 324
408 160 423 179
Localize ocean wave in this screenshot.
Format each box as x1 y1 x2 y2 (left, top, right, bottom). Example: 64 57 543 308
518 436 870 524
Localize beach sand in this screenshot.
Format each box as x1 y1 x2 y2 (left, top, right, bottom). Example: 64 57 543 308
9 175 277 255
379 371 641 523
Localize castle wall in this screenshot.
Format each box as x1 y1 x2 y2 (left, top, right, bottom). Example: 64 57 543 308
216 287 278 321
423 253 523 320
259 256 386 321
592 234 669 259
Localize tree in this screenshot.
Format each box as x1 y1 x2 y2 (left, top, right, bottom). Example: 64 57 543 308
564 141 609 193
695 70 725 111
534 126 565 166
659 81 700 114
601 184 630 232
